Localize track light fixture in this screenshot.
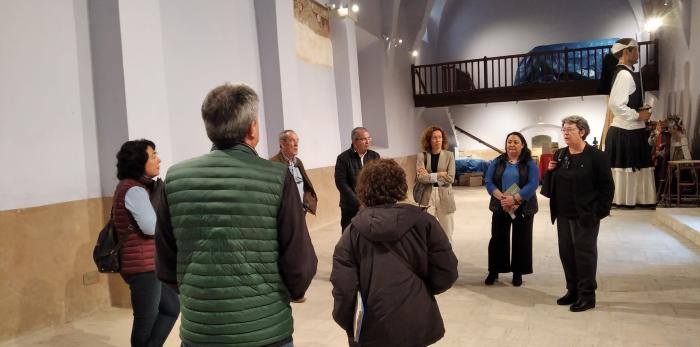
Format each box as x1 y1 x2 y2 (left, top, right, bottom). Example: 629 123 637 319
326 1 359 20
381 33 403 48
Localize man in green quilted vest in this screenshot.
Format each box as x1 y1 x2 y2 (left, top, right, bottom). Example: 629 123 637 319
157 83 318 347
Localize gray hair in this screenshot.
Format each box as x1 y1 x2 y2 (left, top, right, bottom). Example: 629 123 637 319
351 127 368 141
278 129 296 142
201 83 258 147
562 115 591 140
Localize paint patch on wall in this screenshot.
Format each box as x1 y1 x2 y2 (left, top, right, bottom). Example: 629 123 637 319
294 0 333 67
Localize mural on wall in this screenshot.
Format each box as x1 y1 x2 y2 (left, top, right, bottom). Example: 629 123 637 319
294 0 333 67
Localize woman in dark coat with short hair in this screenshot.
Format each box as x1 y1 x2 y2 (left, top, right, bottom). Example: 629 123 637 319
542 116 615 313
331 159 458 347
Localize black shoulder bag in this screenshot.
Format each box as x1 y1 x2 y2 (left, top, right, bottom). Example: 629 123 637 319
92 211 121 273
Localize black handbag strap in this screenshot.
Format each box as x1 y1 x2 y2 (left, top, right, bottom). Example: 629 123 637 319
108 207 123 249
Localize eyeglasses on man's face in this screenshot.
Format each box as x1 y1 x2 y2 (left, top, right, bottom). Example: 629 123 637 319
561 127 580 134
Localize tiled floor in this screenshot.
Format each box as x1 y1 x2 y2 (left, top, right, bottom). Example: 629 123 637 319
3 187 700 346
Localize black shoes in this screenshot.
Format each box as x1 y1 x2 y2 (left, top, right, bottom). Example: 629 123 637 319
570 298 596 312
556 291 578 305
512 273 522 287
557 291 595 311
485 272 523 286
485 272 498 285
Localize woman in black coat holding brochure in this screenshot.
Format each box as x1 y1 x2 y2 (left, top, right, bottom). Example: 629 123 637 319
330 159 458 347
484 132 539 286
541 116 614 312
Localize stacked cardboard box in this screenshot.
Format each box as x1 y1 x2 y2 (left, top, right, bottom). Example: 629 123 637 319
457 172 483 186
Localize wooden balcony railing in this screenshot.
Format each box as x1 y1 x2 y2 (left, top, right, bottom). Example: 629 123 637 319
412 40 658 107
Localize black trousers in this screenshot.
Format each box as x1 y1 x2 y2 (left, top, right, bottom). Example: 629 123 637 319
557 216 600 299
340 206 358 233
122 271 180 347
488 212 533 274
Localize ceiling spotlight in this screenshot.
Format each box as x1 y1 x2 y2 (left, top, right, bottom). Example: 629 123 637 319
382 34 390 41
337 5 349 17
329 3 336 10
411 50 419 57
398 39 403 45
351 4 359 13
644 17 663 32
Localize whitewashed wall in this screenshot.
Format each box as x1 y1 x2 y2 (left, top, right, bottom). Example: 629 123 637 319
657 0 700 157
437 0 639 62
0 0 101 210
451 96 609 154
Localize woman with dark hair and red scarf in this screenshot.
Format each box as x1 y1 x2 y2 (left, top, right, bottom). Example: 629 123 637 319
113 139 179 346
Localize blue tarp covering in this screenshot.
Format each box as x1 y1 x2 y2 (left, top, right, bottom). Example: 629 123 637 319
513 38 618 86
456 159 490 175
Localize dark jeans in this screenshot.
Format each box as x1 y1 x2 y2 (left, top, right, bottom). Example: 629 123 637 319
340 206 358 233
122 271 180 347
556 216 600 299
488 212 534 274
